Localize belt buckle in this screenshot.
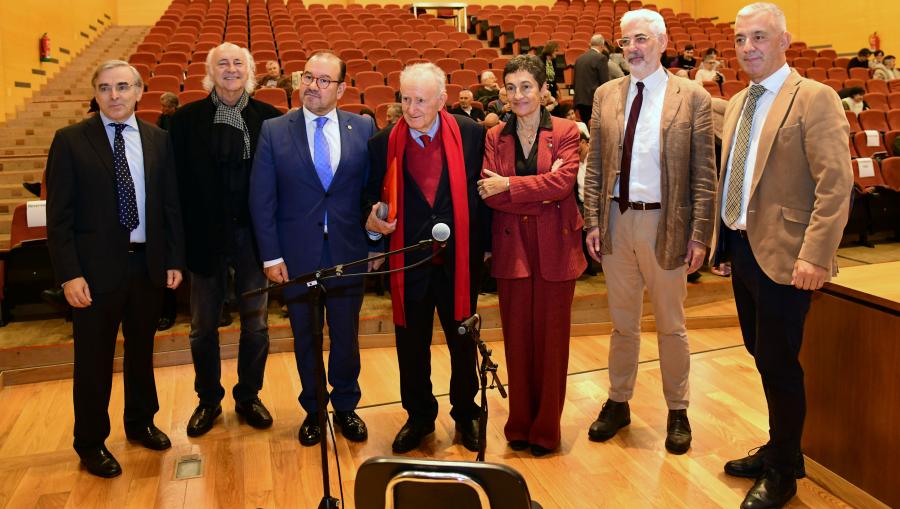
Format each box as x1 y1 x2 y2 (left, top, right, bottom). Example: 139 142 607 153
632 201 646 210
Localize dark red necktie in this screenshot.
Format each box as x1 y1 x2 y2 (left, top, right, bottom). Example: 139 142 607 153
420 134 431 146
619 81 644 213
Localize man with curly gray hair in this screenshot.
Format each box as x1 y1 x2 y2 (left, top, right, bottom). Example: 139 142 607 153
169 42 282 438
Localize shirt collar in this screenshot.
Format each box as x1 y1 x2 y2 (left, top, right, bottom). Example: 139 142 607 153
303 106 339 126
410 114 441 141
752 63 791 95
630 65 668 94
99 111 138 131
500 107 553 136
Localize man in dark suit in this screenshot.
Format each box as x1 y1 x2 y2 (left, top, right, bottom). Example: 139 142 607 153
46 60 185 478
573 35 610 125
169 43 282 437
365 63 486 454
449 90 486 122
249 52 375 447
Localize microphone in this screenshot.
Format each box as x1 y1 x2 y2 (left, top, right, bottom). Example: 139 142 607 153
457 313 481 336
375 202 389 220
432 222 451 242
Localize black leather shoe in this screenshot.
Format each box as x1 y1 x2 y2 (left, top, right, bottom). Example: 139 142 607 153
334 411 368 442
299 413 322 447
157 316 175 331
187 404 221 437
588 399 630 442
740 469 798 509
391 420 435 454
664 409 692 454
126 424 171 450
508 440 529 451
725 445 806 479
530 444 554 457
235 398 273 429
455 418 480 452
78 446 122 478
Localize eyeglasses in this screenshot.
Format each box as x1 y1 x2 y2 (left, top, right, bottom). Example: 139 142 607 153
300 73 342 89
96 83 139 94
617 34 652 48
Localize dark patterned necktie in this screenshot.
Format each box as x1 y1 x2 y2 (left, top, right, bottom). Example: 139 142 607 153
111 123 140 231
619 81 644 213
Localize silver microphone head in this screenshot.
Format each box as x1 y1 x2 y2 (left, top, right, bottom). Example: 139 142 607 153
431 223 451 242
375 202 389 220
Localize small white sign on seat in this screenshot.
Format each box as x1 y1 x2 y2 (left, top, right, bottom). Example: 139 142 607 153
857 158 875 178
865 130 880 147
26 200 46 228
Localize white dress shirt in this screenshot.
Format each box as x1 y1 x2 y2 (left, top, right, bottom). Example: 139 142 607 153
98 111 146 243
613 65 668 203
263 107 342 268
721 63 791 230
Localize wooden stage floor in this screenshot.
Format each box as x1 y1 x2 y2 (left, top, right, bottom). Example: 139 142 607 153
0 327 856 509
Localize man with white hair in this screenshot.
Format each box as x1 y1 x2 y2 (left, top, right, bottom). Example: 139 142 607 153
711 4 851 508
365 63 487 454
573 34 610 124
474 70 501 105
583 9 716 454
46 60 185 477
169 42 282 437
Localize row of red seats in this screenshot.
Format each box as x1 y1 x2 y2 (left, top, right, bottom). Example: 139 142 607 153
849 130 900 159
848 109 900 133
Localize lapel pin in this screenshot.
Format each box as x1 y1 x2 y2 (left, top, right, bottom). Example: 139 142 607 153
347 124 352 130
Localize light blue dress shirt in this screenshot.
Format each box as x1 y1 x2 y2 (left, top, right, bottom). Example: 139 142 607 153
98 111 147 243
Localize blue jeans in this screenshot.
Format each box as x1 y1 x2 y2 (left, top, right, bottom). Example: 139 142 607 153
189 227 269 407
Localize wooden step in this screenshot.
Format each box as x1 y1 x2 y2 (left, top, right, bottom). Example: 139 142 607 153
0 147 48 158
0 157 46 172
0 169 43 183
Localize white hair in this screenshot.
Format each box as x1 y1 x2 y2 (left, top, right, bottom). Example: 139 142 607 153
92 60 143 88
620 9 667 36
203 42 257 94
590 35 606 48
400 62 446 93
480 70 496 82
736 2 787 33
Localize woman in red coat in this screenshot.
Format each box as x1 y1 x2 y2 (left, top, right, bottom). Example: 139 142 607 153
478 55 586 456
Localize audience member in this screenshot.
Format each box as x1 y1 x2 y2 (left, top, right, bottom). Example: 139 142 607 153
359 106 378 129
840 86 869 113
873 54 899 80
157 92 178 131
256 60 293 95
609 46 630 78
561 105 590 138
168 42 282 438
449 89 486 122
385 102 402 127
46 60 185 478
540 41 562 98
250 51 375 448
482 112 500 129
487 87 513 122
847 48 871 70
574 35 610 125
474 70 501 105
694 54 724 84
364 62 486 455
670 44 698 70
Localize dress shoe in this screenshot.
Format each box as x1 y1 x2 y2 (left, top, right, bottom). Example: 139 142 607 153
219 309 233 327
391 420 435 454
235 398 273 429
530 444 554 457
508 440 530 451
588 399 630 442
455 418 480 452
299 412 322 446
78 446 122 478
334 411 368 442
157 315 175 331
126 424 171 450
725 445 806 479
187 404 221 437
740 469 798 509
664 409 692 454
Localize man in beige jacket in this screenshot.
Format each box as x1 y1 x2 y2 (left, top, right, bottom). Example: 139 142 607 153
710 4 852 508
583 8 716 455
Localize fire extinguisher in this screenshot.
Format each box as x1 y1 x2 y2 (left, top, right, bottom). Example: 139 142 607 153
39 33 51 62
869 32 880 52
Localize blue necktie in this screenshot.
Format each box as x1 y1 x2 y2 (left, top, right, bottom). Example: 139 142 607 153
313 116 333 190
111 123 140 232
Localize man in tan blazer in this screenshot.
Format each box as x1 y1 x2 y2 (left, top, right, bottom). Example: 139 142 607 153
583 8 716 455
710 4 852 509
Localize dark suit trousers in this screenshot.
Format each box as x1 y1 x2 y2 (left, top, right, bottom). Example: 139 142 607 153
496 219 576 450
394 264 480 424
576 105 593 126
72 250 163 452
725 227 811 474
285 237 364 414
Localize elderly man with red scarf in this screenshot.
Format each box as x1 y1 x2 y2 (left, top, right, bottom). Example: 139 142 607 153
365 63 487 454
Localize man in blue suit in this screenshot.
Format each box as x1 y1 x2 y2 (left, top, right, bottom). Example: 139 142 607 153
250 51 375 446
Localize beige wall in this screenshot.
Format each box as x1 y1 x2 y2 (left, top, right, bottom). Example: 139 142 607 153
0 0 116 122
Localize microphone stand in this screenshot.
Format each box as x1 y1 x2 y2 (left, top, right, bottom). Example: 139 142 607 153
460 314 508 462
243 238 445 509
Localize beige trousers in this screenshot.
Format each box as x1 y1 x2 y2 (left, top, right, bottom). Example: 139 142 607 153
600 208 690 409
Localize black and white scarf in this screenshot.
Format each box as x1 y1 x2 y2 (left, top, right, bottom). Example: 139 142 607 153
210 89 251 160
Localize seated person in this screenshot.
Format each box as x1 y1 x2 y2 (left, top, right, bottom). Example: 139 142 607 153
384 103 402 127
256 60 293 94
694 54 723 84
847 48 871 70
487 87 512 123
839 86 869 114
474 70 501 105
157 92 179 131
669 44 697 71
873 54 899 80
448 90 485 122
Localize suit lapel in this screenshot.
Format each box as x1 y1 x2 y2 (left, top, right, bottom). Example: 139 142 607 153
334 109 351 181
536 125 554 173
83 115 115 179
748 71 801 200
497 126 515 175
136 118 153 191
288 109 321 189
615 76 629 145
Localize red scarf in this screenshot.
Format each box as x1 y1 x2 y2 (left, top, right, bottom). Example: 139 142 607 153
383 110 471 326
